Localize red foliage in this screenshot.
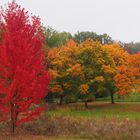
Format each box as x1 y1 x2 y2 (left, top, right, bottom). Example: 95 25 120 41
0 1 50 128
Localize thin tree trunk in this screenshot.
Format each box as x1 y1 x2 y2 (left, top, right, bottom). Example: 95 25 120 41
59 82 64 105
118 94 121 99
11 103 15 135
110 92 115 104
12 118 15 136
59 96 63 105
85 101 88 108
11 103 18 136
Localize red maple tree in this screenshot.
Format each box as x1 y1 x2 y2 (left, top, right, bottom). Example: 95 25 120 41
0 1 50 134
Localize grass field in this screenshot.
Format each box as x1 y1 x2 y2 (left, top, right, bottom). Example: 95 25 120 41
48 102 140 120
1 101 140 140
97 92 140 102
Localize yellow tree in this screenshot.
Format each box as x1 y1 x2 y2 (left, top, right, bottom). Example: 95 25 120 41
103 43 129 103
47 40 82 104
103 43 128 66
77 40 114 106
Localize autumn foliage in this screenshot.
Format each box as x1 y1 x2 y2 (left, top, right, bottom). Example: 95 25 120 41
47 39 120 105
0 1 50 133
47 38 133 105
115 53 140 95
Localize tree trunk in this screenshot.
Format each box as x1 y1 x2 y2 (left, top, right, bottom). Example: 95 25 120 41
59 96 63 105
12 118 15 136
110 92 115 104
11 103 15 136
11 103 18 136
85 101 88 108
118 94 121 99
59 82 64 105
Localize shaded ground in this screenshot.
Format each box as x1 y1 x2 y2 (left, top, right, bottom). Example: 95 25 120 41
0 102 140 140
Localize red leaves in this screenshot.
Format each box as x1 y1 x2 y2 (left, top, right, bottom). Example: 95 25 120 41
0 1 50 127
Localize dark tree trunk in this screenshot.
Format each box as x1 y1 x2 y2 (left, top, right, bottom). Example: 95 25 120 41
59 96 63 105
12 119 15 136
85 101 88 108
59 82 64 105
118 94 121 99
110 92 115 104
11 103 18 136
11 103 15 136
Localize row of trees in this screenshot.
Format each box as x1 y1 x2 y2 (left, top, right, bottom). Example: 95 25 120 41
43 26 140 54
43 26 113 48
46 39 129 106
42 28 140 106
124 42 140 54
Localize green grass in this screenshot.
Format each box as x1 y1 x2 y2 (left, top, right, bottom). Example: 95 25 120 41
97 92 140 102
47 102 140 120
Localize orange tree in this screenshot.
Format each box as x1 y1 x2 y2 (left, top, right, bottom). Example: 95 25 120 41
103 43 129 103
47 39 115 107
47 40 127 106
47 40 82 104
114 53 140 96
129 53 140 93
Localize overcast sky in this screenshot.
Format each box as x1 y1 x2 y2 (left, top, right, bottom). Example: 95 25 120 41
1 0 140 43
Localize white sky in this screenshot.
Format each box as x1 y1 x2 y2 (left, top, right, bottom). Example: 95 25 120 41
1 0 140 43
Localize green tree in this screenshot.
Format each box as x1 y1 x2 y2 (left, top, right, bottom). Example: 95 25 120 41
77 40 114 106
74 31 112 44
124 42 140 54
43 26 72 47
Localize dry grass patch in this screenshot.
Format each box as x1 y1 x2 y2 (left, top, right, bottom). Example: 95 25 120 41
0 102 140 140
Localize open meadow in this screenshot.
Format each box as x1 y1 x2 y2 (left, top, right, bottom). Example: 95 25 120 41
1 101 140 140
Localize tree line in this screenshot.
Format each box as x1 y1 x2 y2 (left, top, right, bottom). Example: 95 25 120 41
43 26 140 54
46 38 140 107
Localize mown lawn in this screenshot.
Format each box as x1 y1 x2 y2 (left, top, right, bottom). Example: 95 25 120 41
48 102 140 120
97 92 140 102
1 102 140 140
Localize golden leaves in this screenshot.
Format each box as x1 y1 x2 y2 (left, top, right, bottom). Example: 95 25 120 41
67 63 82 77
103 43 128 66
94 76 104 82
79 84 89 94
102 65 115 75
47 39 138 99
